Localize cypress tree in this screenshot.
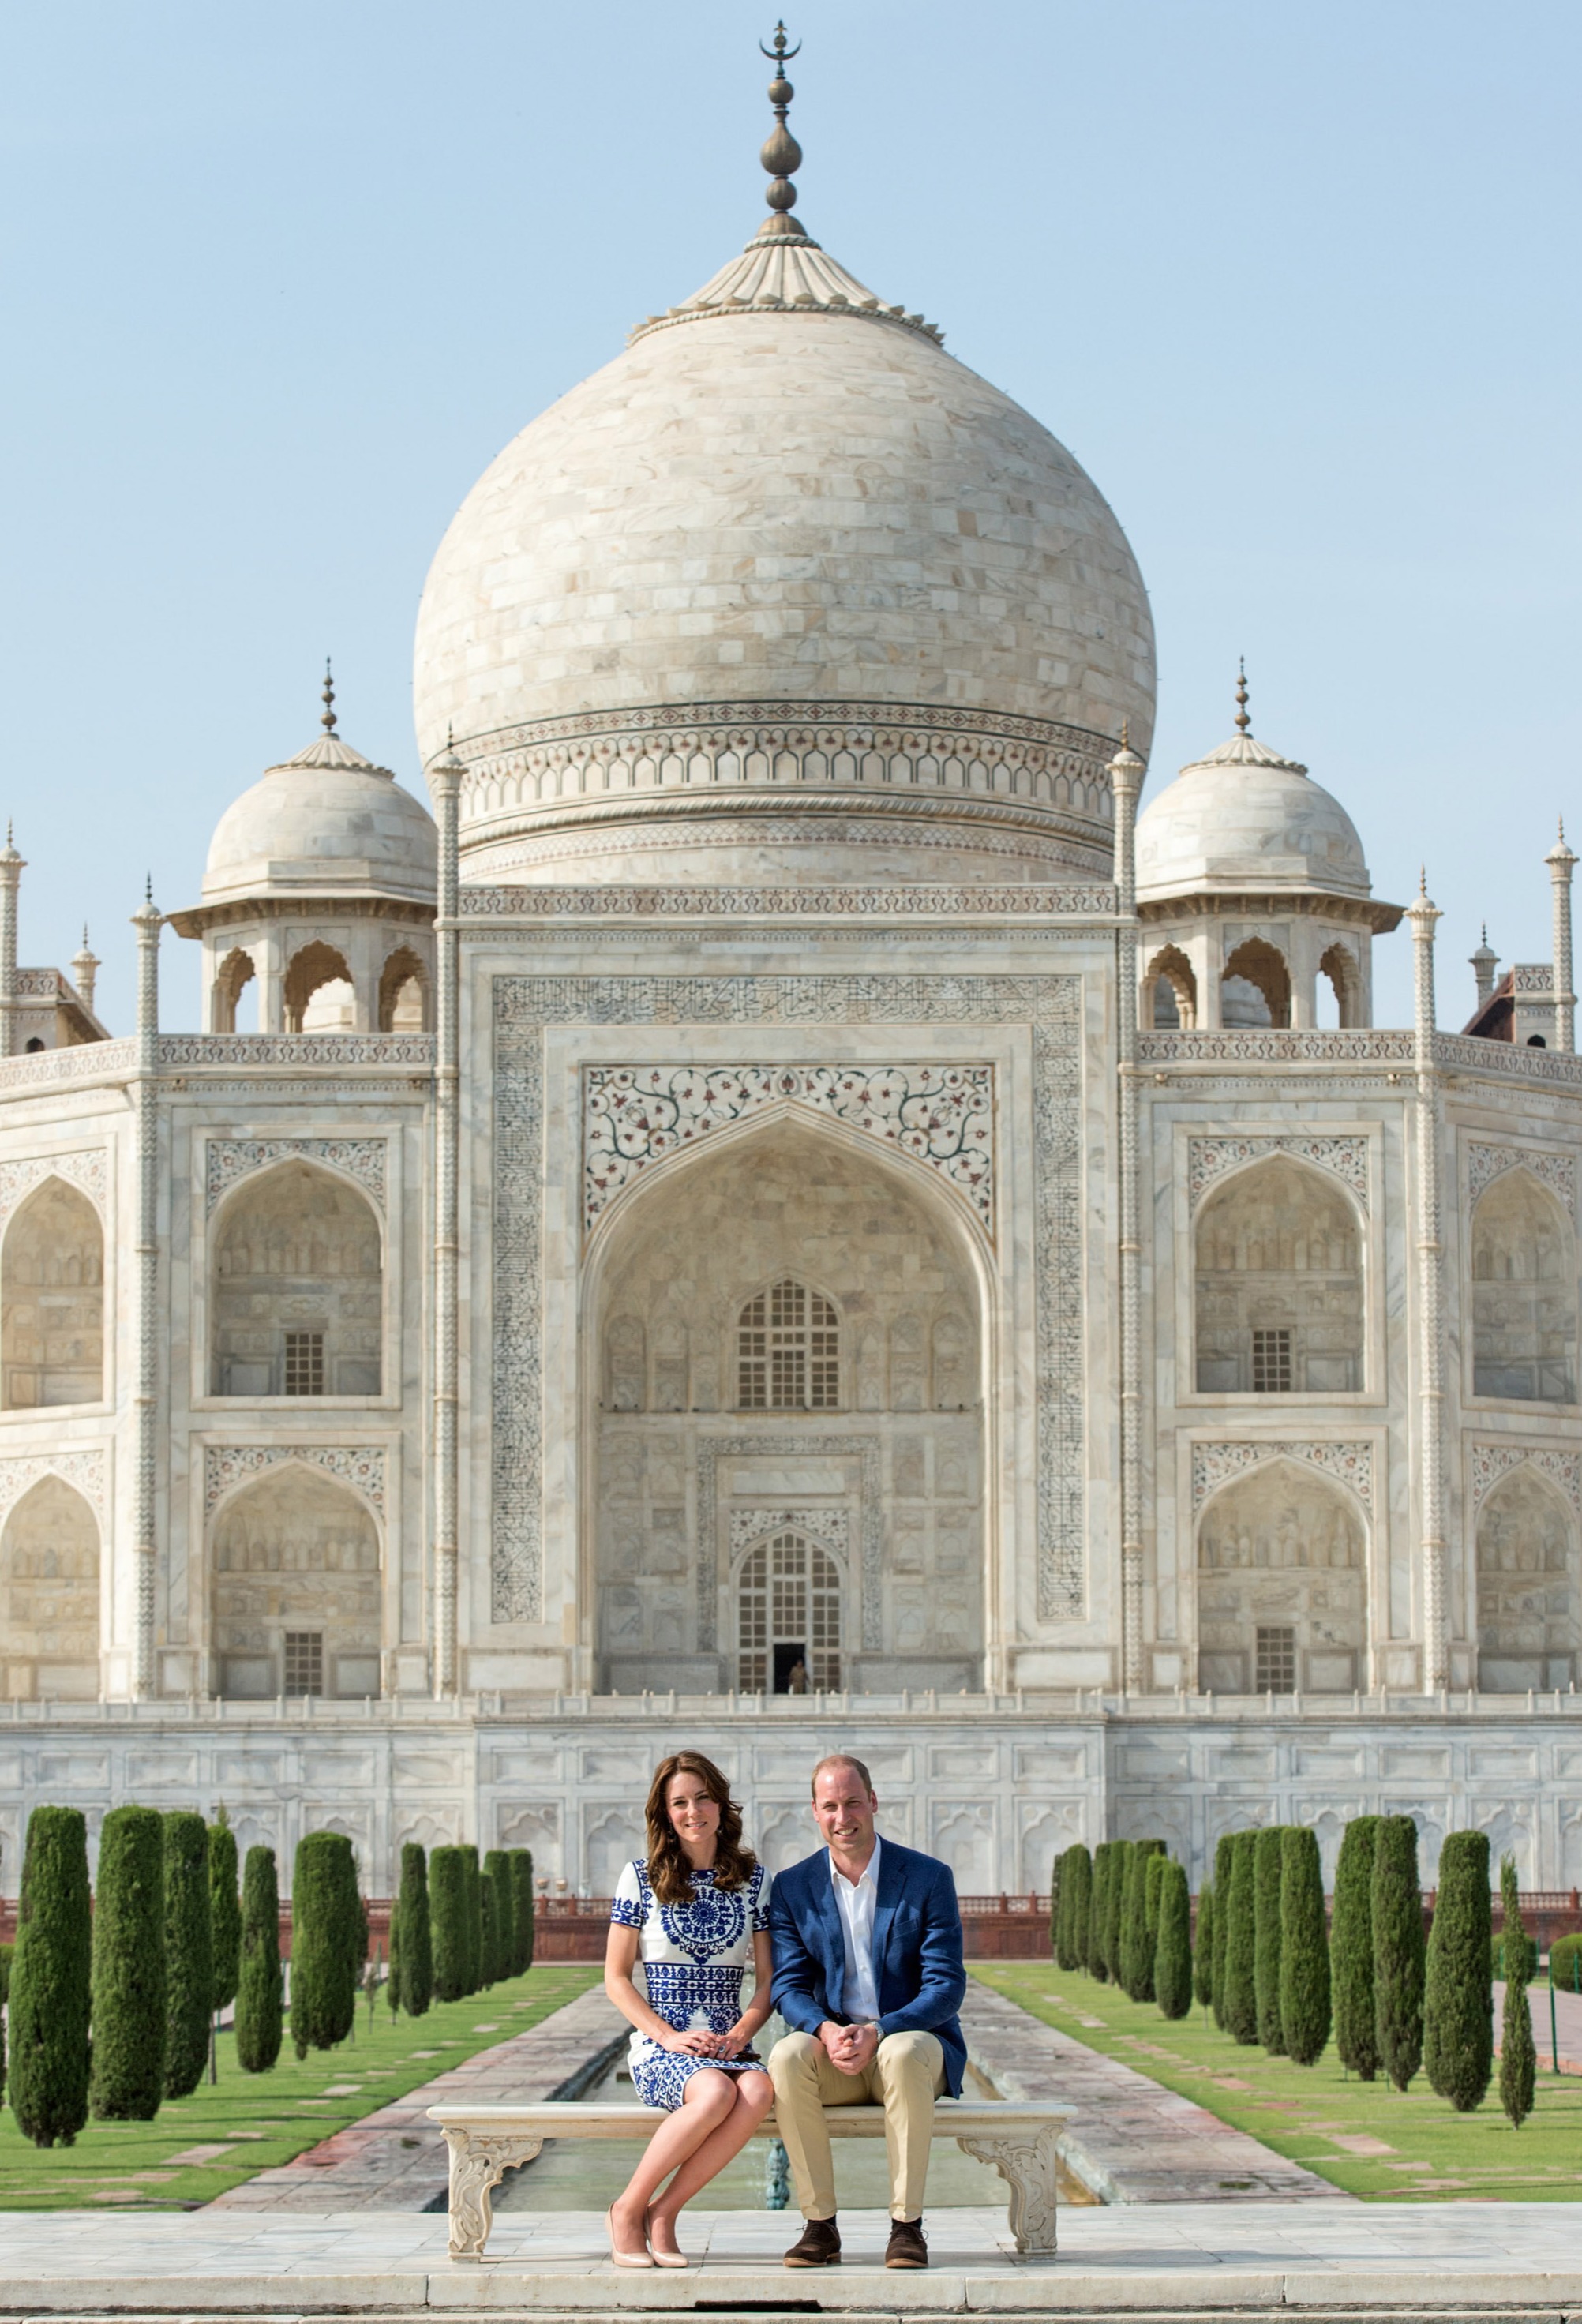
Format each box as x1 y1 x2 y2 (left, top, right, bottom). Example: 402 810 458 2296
88 1804 166 2121
163 1811 213 2099
0 1937 9 2107
1119 1841 1147 1997
1498 1854 1536 2130
1254 1824 1288 2053
1050 1850 1066 1966
235 1845 283 2072
9 1805 92 2146
430 1846 470 2003
1145 1847 1167 1947
1372 1814 1425 2091
1154 1859 1192 2019
461 1844 482 1994
1423 1828 1492 2112
1103 1840 1130 1985
1193 1881 1214 2010
479 1870 499 1988
1333 1814 1380 2079
1060 1844 1092 1976
510 1849 534 1974
291 1832 358 2059
209 1809 242 2019
1223 1830 1259 2044
388 1900 403 2013
1085 1843 1108 1980
1211 1832 1236 2026
484 1850 512 1986
1279 1826 1331 2065
396 1842 433 2014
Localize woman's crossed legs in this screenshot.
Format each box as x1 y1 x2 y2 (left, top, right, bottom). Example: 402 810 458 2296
611 2067 774 2258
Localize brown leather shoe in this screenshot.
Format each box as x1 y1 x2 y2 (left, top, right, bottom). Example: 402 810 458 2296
886 2217 929 2269
783 2217 842 2267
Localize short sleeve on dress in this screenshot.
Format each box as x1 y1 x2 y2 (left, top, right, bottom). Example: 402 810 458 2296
609 1859 646 1929
751 1862 773 1932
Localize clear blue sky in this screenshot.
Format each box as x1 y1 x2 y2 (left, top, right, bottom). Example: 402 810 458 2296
2 0 1577 1032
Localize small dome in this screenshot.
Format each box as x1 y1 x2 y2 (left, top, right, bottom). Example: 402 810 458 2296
1136 727 1371 902
203 729 437 909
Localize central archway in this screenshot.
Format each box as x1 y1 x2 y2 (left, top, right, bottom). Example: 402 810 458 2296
587 1112 987 1693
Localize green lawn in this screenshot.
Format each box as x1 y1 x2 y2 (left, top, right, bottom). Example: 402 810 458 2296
973 1963 1582 2202
0 1962 600 2210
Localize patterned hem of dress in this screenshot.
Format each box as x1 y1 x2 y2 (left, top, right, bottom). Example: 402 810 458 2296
632 2050 770 2112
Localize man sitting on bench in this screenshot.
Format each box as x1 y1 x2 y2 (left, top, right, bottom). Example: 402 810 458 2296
767 1753 967 2273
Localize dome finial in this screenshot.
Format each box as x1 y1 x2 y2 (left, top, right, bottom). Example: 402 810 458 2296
1234 657 1250 734
757 22 804 237
321 658 337 733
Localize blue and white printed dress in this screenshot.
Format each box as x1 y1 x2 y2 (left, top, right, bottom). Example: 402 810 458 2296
609 1857 772 2111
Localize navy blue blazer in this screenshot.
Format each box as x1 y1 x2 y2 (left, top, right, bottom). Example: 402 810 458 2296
768 1838 967 2097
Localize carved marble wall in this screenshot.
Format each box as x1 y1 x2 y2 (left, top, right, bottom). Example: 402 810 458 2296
1475 1464 1578 1692
0 1475 99 1700
1196 1457 1367 1694
211 1464 383 1700
1 1177 104 1410
211 1161 383 1397
1194 1156 1364 1395
1470 1168 1577 1404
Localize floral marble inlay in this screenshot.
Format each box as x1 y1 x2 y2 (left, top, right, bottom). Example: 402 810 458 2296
1191 1439 1374 1512
727 1505 852 1565
204 1444 387 1518
206 1138 388 1215
0 1149 107 1227
583 1065 994 1238
1468 1440 1581 1517
1466 1141 1576 1220
0 1447 107 1524
1189 1136 1369 1209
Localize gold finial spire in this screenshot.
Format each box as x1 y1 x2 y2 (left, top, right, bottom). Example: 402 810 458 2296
321 658 337 733
1121 718 1130 750
757 22 804 236
1234 657 1250 734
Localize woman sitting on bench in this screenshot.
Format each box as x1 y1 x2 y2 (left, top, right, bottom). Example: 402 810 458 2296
604 1750 774 2269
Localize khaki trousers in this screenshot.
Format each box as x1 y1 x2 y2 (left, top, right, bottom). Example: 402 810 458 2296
768 2029 946 2221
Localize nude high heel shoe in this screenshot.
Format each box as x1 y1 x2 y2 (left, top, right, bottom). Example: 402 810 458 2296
645 2209 689 2269
606 2205 653 2268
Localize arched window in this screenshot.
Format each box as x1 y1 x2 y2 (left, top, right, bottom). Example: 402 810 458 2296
211 1464 382 1700
1197 1458 1366 1694
211 1161 382 1396
737 1529 842 1692
1318 941 1361 1029
1221 938 1291 1029
2 1178 104 1409
1476 1466 1578 1692
737 1279 838 1410
1194 1156 1363 1394
1471 1168 1577 1403
1 1475 100 1700
212 947 256 1033
377 946 428 1032
1145 943 1197 1029
283 941 354 1033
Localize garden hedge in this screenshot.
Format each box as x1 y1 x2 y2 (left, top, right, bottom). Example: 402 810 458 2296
9 1804 92 2146
1423 1827 1493 2112
1372 1813 1425 2091
235 1844 283 2072
1085 1842 1111 1981
1498 1854 1535 2128
1193 1880 1214 2009
1154 1857 1192 2020
1103 1839 1130 1985
1059 1843 1091 1976
88 1803 166 2121
510 1849 535 1974
461 1844 482 1993
395 1841 433 2015
291 1831 359 2058
1222 1829 1258 2044
1121 1839 1164 2000
1332 1812 1380 2079
484 1849 513 1987
430 1845 470 2003
163 1811 213 2099
1279 1824 1331 2065
1550 1931 1582 1991
1254 1824 1288 2054
1211 1832 1236 2027
209 1810 242 2016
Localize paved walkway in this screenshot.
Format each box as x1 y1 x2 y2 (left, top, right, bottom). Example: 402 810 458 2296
211 1986 627 2212
961 1983 1342 2202
1 2201 1580 2310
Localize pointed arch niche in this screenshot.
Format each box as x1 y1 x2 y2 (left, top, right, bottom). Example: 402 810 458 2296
210 1462 383 1700
1471 1167 1577 1404
587 1113 986 1693
2 1176 104 1409
1194 1154 1364 1396
1475 1464 1578 1692
1196 1456 1367 1695
1 1474 100 1700
210 1160 383 1398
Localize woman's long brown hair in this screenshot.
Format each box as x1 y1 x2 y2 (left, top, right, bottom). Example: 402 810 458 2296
645 1751 759 1906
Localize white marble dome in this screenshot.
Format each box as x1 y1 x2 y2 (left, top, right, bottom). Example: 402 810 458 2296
412 213 1155 882
203 730 437 908
1136 729 1371 901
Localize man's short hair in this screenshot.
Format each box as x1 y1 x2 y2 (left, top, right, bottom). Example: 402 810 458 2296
812 1752 874 1798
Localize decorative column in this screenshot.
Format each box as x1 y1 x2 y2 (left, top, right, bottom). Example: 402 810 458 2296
1547 820 1576 1053
1110 731 1146 1694
1408 875 1447 1693
0 825 24 1056
131 883 163 1697
429 746 464 1697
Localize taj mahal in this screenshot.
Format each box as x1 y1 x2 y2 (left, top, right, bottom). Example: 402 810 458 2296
2 36 1579 1902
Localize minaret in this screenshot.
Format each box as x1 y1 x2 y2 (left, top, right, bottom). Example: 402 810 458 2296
1547 819 1576 1052
1110 723 1146 1694
429 731 464 1699
1408 873 1446 1694
0 823 24 1057
72 925 100 1017
1469 925 1497 1011
131 879 163 1697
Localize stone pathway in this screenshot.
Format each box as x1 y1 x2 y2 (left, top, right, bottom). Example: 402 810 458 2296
961 1983 1345 2203
2 2199 1581 2310
211 1986 628 2212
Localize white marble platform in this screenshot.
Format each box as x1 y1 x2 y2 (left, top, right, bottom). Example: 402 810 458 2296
1 2202 1581 2311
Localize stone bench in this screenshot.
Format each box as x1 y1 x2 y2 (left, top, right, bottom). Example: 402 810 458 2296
429 2095 1076 2262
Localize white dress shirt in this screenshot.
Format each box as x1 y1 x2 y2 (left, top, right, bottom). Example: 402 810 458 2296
829 1835 882 2024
